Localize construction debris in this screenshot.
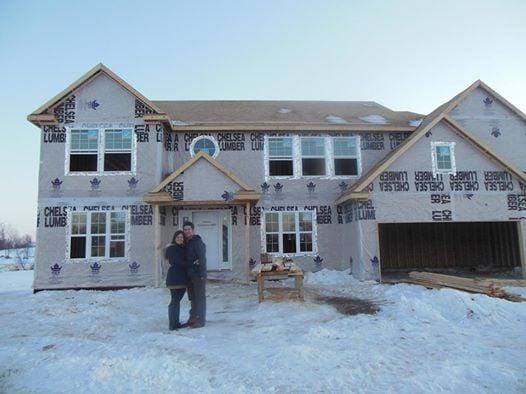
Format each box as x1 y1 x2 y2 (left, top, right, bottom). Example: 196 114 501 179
403 271 526 302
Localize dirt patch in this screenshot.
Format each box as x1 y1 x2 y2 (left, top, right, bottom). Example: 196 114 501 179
315 295 379 316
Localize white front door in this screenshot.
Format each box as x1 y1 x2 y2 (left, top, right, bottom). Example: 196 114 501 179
192 211 231 271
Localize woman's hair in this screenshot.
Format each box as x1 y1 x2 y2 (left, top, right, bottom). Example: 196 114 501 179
172 230 185 244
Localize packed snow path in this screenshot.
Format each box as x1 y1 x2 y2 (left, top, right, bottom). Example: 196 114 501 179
1 270 525 393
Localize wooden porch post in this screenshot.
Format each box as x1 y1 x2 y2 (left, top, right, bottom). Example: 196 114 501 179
153 204 162 287
518 221 526 279
245 202 251 280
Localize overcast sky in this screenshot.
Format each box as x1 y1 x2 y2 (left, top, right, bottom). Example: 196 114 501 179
0 0 525 237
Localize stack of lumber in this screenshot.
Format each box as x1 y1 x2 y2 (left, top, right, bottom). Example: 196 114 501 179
406 271 526 302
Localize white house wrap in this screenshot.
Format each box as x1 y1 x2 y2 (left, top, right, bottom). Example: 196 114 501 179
28 64 526 290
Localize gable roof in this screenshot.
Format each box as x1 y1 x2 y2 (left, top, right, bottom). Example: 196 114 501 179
151 151 256 193
336 113 526 205
335 79 526 204
28 63 164 125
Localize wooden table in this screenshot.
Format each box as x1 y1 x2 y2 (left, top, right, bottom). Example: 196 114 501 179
256 269 304 303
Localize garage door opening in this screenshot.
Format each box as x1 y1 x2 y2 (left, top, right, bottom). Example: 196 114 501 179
379 222 522 276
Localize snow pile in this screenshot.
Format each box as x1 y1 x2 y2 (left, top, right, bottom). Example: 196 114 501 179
0 269 525 393
359 114 388 124
325 115 347 124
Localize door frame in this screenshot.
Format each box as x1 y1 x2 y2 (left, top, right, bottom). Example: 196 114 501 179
179 209 232 271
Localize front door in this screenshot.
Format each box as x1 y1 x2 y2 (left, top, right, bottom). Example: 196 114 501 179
181 210 232 271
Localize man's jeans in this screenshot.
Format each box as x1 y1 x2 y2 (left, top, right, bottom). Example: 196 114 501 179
187 273 206 325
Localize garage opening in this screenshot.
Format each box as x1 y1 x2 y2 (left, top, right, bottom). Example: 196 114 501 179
379 222 521 275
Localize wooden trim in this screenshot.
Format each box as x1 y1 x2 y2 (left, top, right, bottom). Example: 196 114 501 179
518 222 526 279
27 114 57 124
335 192 370 204
153 205 161 287
233 190 261 202
143 114 171 122
29 63 165 118
150 151 255 193
245 202 251 280
143 192 173 203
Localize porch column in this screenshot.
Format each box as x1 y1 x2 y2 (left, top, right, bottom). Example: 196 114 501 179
519 221 526 279
245 202 251 279
153 204 162 287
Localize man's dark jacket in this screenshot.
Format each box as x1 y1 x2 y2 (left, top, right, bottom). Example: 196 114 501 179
184 235 207 277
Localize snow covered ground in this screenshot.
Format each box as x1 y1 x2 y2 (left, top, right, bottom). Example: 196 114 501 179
0 247 35 271
0 269 525 393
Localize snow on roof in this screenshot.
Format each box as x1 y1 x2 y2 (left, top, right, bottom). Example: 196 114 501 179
359 115 388 124
278 108 291 114
409 118 424 127
325 115 348 124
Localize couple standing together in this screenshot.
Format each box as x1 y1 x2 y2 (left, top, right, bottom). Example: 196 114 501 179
164 221 207 330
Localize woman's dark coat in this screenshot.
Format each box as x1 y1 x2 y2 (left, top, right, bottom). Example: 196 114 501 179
165 244 188 287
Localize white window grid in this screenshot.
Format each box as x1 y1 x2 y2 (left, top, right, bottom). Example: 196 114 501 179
262 210 318 256
431 141 456 175
67 210 129 261
189 135 220 159
65 127 137 176
300 137 327 177
332 136 361 177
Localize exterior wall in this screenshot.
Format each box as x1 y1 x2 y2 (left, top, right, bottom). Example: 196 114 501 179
160 130 409 278
34 73 166 289
344 120 526 280
450 86 526 171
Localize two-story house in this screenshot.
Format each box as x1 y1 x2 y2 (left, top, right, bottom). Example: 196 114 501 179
28 64 526 291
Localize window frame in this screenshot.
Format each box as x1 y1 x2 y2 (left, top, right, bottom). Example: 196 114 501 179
262 210 317 256
431 141 456 175
300 137 327 177
65 127 136 176
266 136 295 179
189 135 220 159
264 135 362 180
66 210 130 261
332 136 361 178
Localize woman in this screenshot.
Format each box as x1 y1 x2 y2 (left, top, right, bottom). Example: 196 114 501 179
165 230 189 330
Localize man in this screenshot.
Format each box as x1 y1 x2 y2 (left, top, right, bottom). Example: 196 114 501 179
183 221 207 328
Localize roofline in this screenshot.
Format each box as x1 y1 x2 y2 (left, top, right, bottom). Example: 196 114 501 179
166 124 417 132
27 63 165 126
336 113 526 205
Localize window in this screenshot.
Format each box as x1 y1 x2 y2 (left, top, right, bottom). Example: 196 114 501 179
104 129 132 171
268 137 294 176
301 138 326 176
69 129 99 172
190 135 219 158
264 211 316 254
333 137 359 176
432 142 456 174
69 211 127 259
68 128 134 174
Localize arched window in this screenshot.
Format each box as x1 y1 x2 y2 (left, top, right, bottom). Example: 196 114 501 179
190 135 219 158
